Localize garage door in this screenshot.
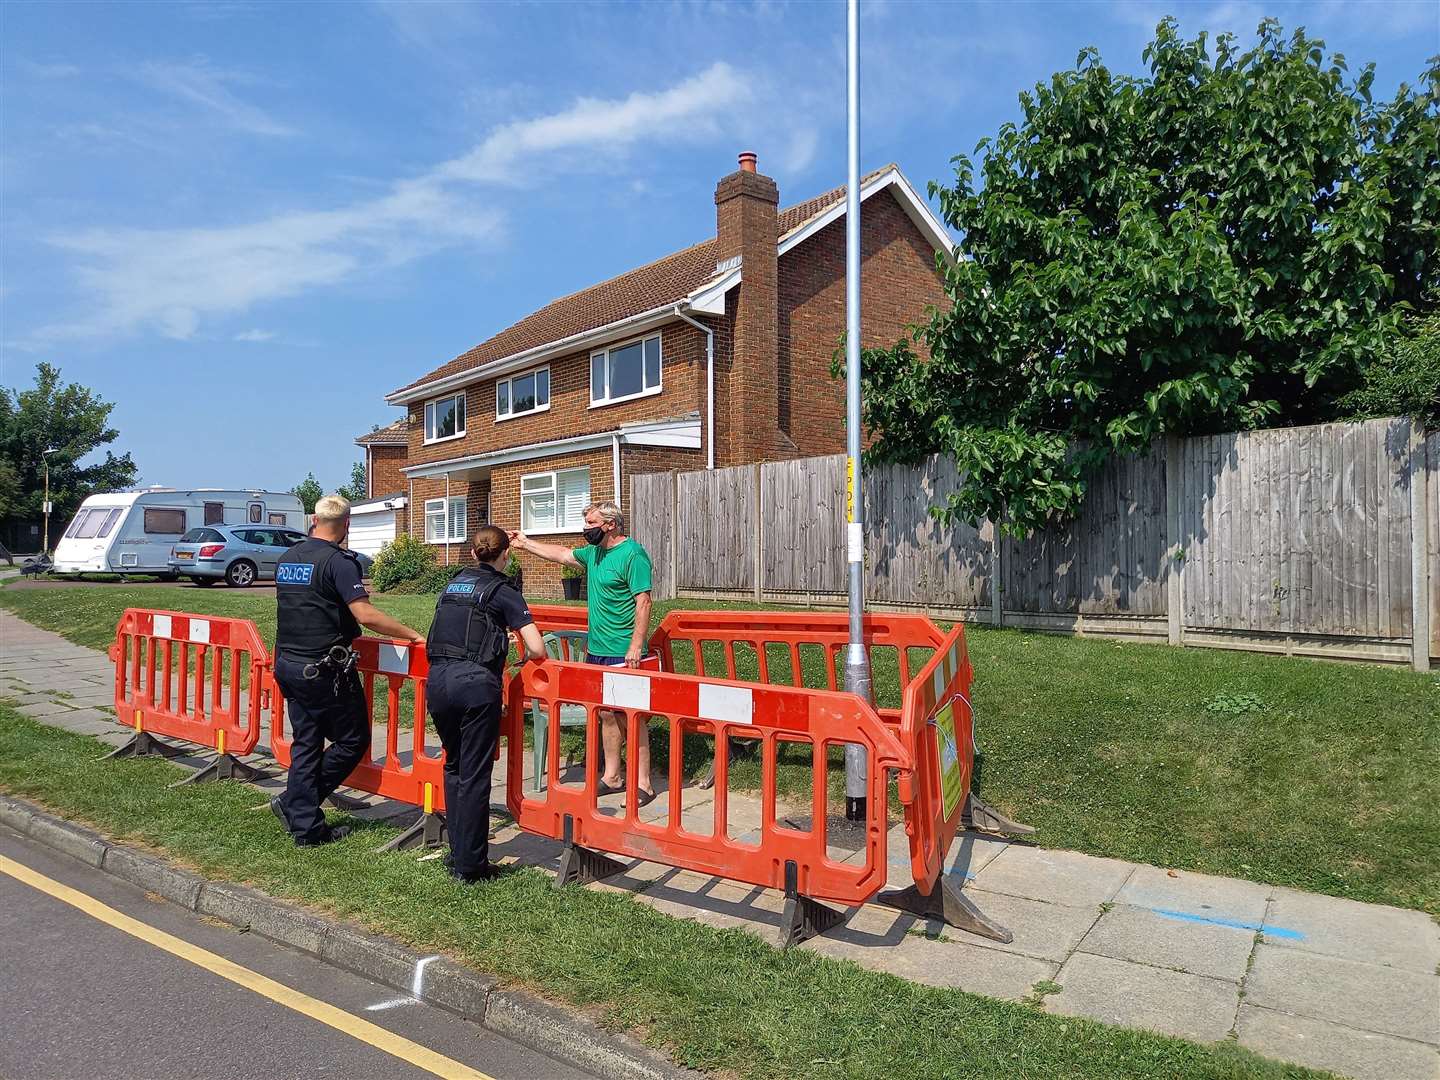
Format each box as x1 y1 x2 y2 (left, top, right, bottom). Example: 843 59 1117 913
348 509 396 558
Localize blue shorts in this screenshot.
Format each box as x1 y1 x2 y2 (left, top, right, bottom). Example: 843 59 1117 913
587 654 627 666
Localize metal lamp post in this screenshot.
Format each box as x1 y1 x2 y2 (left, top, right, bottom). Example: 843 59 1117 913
842 0 872 822
41 447 57 555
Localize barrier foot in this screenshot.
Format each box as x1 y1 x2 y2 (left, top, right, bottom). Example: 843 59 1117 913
553 815 624 889
375 810 447 853
170 753 264 787
776 860 846 950
963 793 1036 837
877 878 1014 944
325 790 371 812
104 731 187 761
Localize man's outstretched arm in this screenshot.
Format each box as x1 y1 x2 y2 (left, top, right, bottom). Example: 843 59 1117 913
508 530 582 569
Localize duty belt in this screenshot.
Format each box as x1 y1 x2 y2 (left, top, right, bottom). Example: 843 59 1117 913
300 644 360 695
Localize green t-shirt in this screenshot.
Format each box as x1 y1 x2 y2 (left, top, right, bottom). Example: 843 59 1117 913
573 538 653 658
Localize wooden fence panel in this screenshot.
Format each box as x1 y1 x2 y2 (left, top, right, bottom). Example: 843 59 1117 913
1001 443 1167 614
676 464 755 592
760 456 846 595
1180 418 1412 638
630 471 675 601
865 456 991 609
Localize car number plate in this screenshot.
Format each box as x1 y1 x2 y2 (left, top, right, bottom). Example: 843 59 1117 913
176 551 194 560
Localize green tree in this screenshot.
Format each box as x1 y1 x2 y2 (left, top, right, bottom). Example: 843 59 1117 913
291 473 323 514
0 362 139 530
1338 309 1440 426
337 461 366 503
852 20 1439 536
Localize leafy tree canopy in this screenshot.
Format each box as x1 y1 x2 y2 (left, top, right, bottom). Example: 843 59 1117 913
1338 308 1440 427
290 473 323 514
853 19 1439 535
0 362 138 527
337 461 366 503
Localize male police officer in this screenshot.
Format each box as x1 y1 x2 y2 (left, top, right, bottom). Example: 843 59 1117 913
426 525 544 882
271 494 423 846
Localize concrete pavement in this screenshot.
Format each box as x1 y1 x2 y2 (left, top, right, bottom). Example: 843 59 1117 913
3 606 1438 1080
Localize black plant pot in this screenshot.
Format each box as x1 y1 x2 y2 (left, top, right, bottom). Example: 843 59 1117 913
562 577 583 601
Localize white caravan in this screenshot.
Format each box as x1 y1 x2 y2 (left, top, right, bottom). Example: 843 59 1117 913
51 489 306 577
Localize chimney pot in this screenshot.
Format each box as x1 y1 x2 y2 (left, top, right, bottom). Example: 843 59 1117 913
738 151 758 173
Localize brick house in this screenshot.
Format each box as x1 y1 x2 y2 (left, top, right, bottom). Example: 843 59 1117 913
376 153 952 595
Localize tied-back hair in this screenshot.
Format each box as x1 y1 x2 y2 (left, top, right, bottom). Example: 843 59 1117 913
473 525 509 563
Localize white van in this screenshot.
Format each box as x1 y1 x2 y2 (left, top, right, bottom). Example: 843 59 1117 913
51 489 306 577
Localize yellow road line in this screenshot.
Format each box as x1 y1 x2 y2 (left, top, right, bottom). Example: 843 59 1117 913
0 854 493 1080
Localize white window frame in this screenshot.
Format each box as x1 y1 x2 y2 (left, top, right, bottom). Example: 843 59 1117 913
519 467 590 535
424 496 467 544
589 333 662 408
423 392 466 445
495 365 551 422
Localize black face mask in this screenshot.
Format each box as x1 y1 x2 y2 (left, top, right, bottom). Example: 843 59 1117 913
582 526 606 546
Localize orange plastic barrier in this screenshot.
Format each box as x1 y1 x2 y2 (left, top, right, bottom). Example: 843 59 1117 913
107 608 274 783
647 610 946 725
506 654 909 943
268 636 452 848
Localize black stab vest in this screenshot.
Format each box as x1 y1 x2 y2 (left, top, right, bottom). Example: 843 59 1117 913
425 566 511 670
275 539 361 659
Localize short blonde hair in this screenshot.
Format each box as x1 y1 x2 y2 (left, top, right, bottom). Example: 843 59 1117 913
584 501 624 533
313 494 351 524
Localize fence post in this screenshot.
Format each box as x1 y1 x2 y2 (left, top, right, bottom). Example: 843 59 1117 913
990 522 1003 627
1165 434 1184 647
1410 422 1431 673
753 463 764 603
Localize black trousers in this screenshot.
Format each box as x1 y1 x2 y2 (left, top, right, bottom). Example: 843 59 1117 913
274 653 370 843
426 660 502 876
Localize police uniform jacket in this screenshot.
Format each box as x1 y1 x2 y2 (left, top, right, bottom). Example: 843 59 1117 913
275 538 367 659
426 564 533 678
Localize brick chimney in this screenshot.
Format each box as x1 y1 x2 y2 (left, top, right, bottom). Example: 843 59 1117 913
715 151 780 464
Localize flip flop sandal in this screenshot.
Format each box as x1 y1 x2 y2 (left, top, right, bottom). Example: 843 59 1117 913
635 788 658 808
596 779 626 796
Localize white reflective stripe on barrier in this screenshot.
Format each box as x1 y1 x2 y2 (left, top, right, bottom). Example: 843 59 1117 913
153 614 173 639
698 682 753 725
376 644 409 675
602 671 650 710
188 619 210 644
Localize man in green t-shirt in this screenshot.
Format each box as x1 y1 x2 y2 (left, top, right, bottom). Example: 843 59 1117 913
509 501 656 805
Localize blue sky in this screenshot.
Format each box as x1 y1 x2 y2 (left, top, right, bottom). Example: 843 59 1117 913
3 0 1436 493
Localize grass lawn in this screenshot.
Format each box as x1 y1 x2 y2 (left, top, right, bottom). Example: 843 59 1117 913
0 708 1327 1080
2 582 1437 913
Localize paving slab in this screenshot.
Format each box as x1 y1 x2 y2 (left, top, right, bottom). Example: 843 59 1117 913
15 699 78 719
969 845 1135 909
806 913 1059 1002
1264 886 1440 975
1236 1004 1440 1080
881 824 1011 888
951 887 1102 961
1077 902 1257 982
1246 943 1440 1045
1116 864 1273 927
1049 951 1240 1043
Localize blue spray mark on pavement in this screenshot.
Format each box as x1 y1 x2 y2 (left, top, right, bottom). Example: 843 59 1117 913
1148 907 1305 941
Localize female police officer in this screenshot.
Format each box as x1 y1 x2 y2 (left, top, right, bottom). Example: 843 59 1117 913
426 525 544 883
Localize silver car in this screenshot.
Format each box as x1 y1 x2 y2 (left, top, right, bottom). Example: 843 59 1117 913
168 524 307 587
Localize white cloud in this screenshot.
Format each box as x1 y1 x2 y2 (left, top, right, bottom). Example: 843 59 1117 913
233 328 276 342
136 59 297 137
19 59 81 79
32 63 749 344
437 63 749 183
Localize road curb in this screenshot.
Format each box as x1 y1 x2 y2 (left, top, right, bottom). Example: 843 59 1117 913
0 795 700 1080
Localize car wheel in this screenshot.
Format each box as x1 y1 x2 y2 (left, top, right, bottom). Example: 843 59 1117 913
190 576 215 587
225 560 257 588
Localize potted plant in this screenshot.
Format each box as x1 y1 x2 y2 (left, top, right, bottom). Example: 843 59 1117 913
561 562 585 600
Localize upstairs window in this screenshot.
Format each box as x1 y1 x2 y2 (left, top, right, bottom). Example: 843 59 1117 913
590 334 661 406
496 367 550 420
424 393 466 444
